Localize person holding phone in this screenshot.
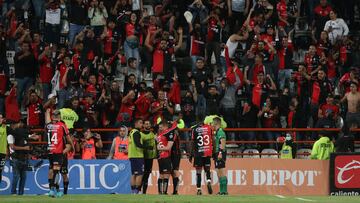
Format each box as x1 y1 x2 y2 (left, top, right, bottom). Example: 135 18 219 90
81 127 103 160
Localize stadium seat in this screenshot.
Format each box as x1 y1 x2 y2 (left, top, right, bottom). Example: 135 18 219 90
226 144 242 158
242 149 260 158
260 148 279 159
296 148 312 159
143 5 154 16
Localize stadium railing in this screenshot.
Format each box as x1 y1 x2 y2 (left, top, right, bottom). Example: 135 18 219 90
28 128 360 158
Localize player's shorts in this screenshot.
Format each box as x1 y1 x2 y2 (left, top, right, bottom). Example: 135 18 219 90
0 153 5 169
60 154 68 174
158 158 172 174
171 154 181 171
144 158 153 173
130 158 144 175
193 156 211 168
214 152 227 169
49 154 64 169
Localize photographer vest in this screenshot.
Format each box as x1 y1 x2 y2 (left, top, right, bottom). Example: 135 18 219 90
114 136 129 160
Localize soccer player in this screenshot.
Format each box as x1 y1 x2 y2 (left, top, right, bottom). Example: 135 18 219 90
128 119 145 194
170 126 181 195
189 122 213 195
141 120 156 194
157 120 176 195
212 117 228 195
45 110 74 198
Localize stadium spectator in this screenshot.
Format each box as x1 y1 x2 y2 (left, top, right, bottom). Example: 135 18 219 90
88 0 108 37
324 10 349 45
14 42 38 109
26 90 44 128
341 82 360 126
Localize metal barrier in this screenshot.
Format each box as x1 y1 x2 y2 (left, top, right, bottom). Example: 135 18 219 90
29 128 360 158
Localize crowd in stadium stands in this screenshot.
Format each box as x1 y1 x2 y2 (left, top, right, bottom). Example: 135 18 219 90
0 0 359 156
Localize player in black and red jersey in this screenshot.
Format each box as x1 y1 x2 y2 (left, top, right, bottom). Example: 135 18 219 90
156 120 177 195
189 123 214 195
170 122 181 195
45 110 74 198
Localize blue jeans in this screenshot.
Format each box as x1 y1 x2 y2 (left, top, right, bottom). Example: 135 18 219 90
124 39 140 71
57 89 69 109
278 69 293 90
42 83 51 101
16 77 33 108
10 159 28 195
1 2 14 24
69 23 85 47
32 0 45 18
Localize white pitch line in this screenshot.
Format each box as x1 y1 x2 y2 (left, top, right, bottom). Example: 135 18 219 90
295 197 316 202
275 195 286 199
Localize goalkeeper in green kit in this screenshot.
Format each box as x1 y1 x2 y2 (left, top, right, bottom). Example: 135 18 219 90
211 117 228 195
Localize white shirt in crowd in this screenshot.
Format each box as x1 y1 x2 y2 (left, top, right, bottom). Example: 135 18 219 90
324 18 349 45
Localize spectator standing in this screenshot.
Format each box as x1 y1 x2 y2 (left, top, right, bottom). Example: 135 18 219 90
14 42 37 109
341 82 360 126
68 0 88 46
227 0 250 34
324 10 349 45
44 0 61 44
88 0 108 37
26 90 44 128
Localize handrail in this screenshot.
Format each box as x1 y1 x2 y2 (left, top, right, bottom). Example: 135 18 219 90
30 127 360 132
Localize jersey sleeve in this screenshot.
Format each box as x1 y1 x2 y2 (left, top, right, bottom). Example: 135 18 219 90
218 129 226 140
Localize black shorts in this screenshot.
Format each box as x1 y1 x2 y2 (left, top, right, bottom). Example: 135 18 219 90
49 154 64 169
60 155 68 174
144 159 153 173
130 158 144 175
171 154 181 171
193 156 211 169
214 152 227 169
0 153 5 169
158 158 172 174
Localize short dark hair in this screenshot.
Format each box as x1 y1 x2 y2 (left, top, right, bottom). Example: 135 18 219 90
128 57 137 65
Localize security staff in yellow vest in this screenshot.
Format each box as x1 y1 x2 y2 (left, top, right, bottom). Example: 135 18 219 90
128 119 146 194
0 114 9 183
140 120 157 194
280 133 297 159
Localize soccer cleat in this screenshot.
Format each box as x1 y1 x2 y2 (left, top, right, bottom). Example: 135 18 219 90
173 192 178 195
222 192 229 195
56 191 64 198
48 189 56 198
197 189 202 195
206 180 213 194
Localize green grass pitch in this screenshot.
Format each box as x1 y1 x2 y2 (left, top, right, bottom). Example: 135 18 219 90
0 194 359 203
